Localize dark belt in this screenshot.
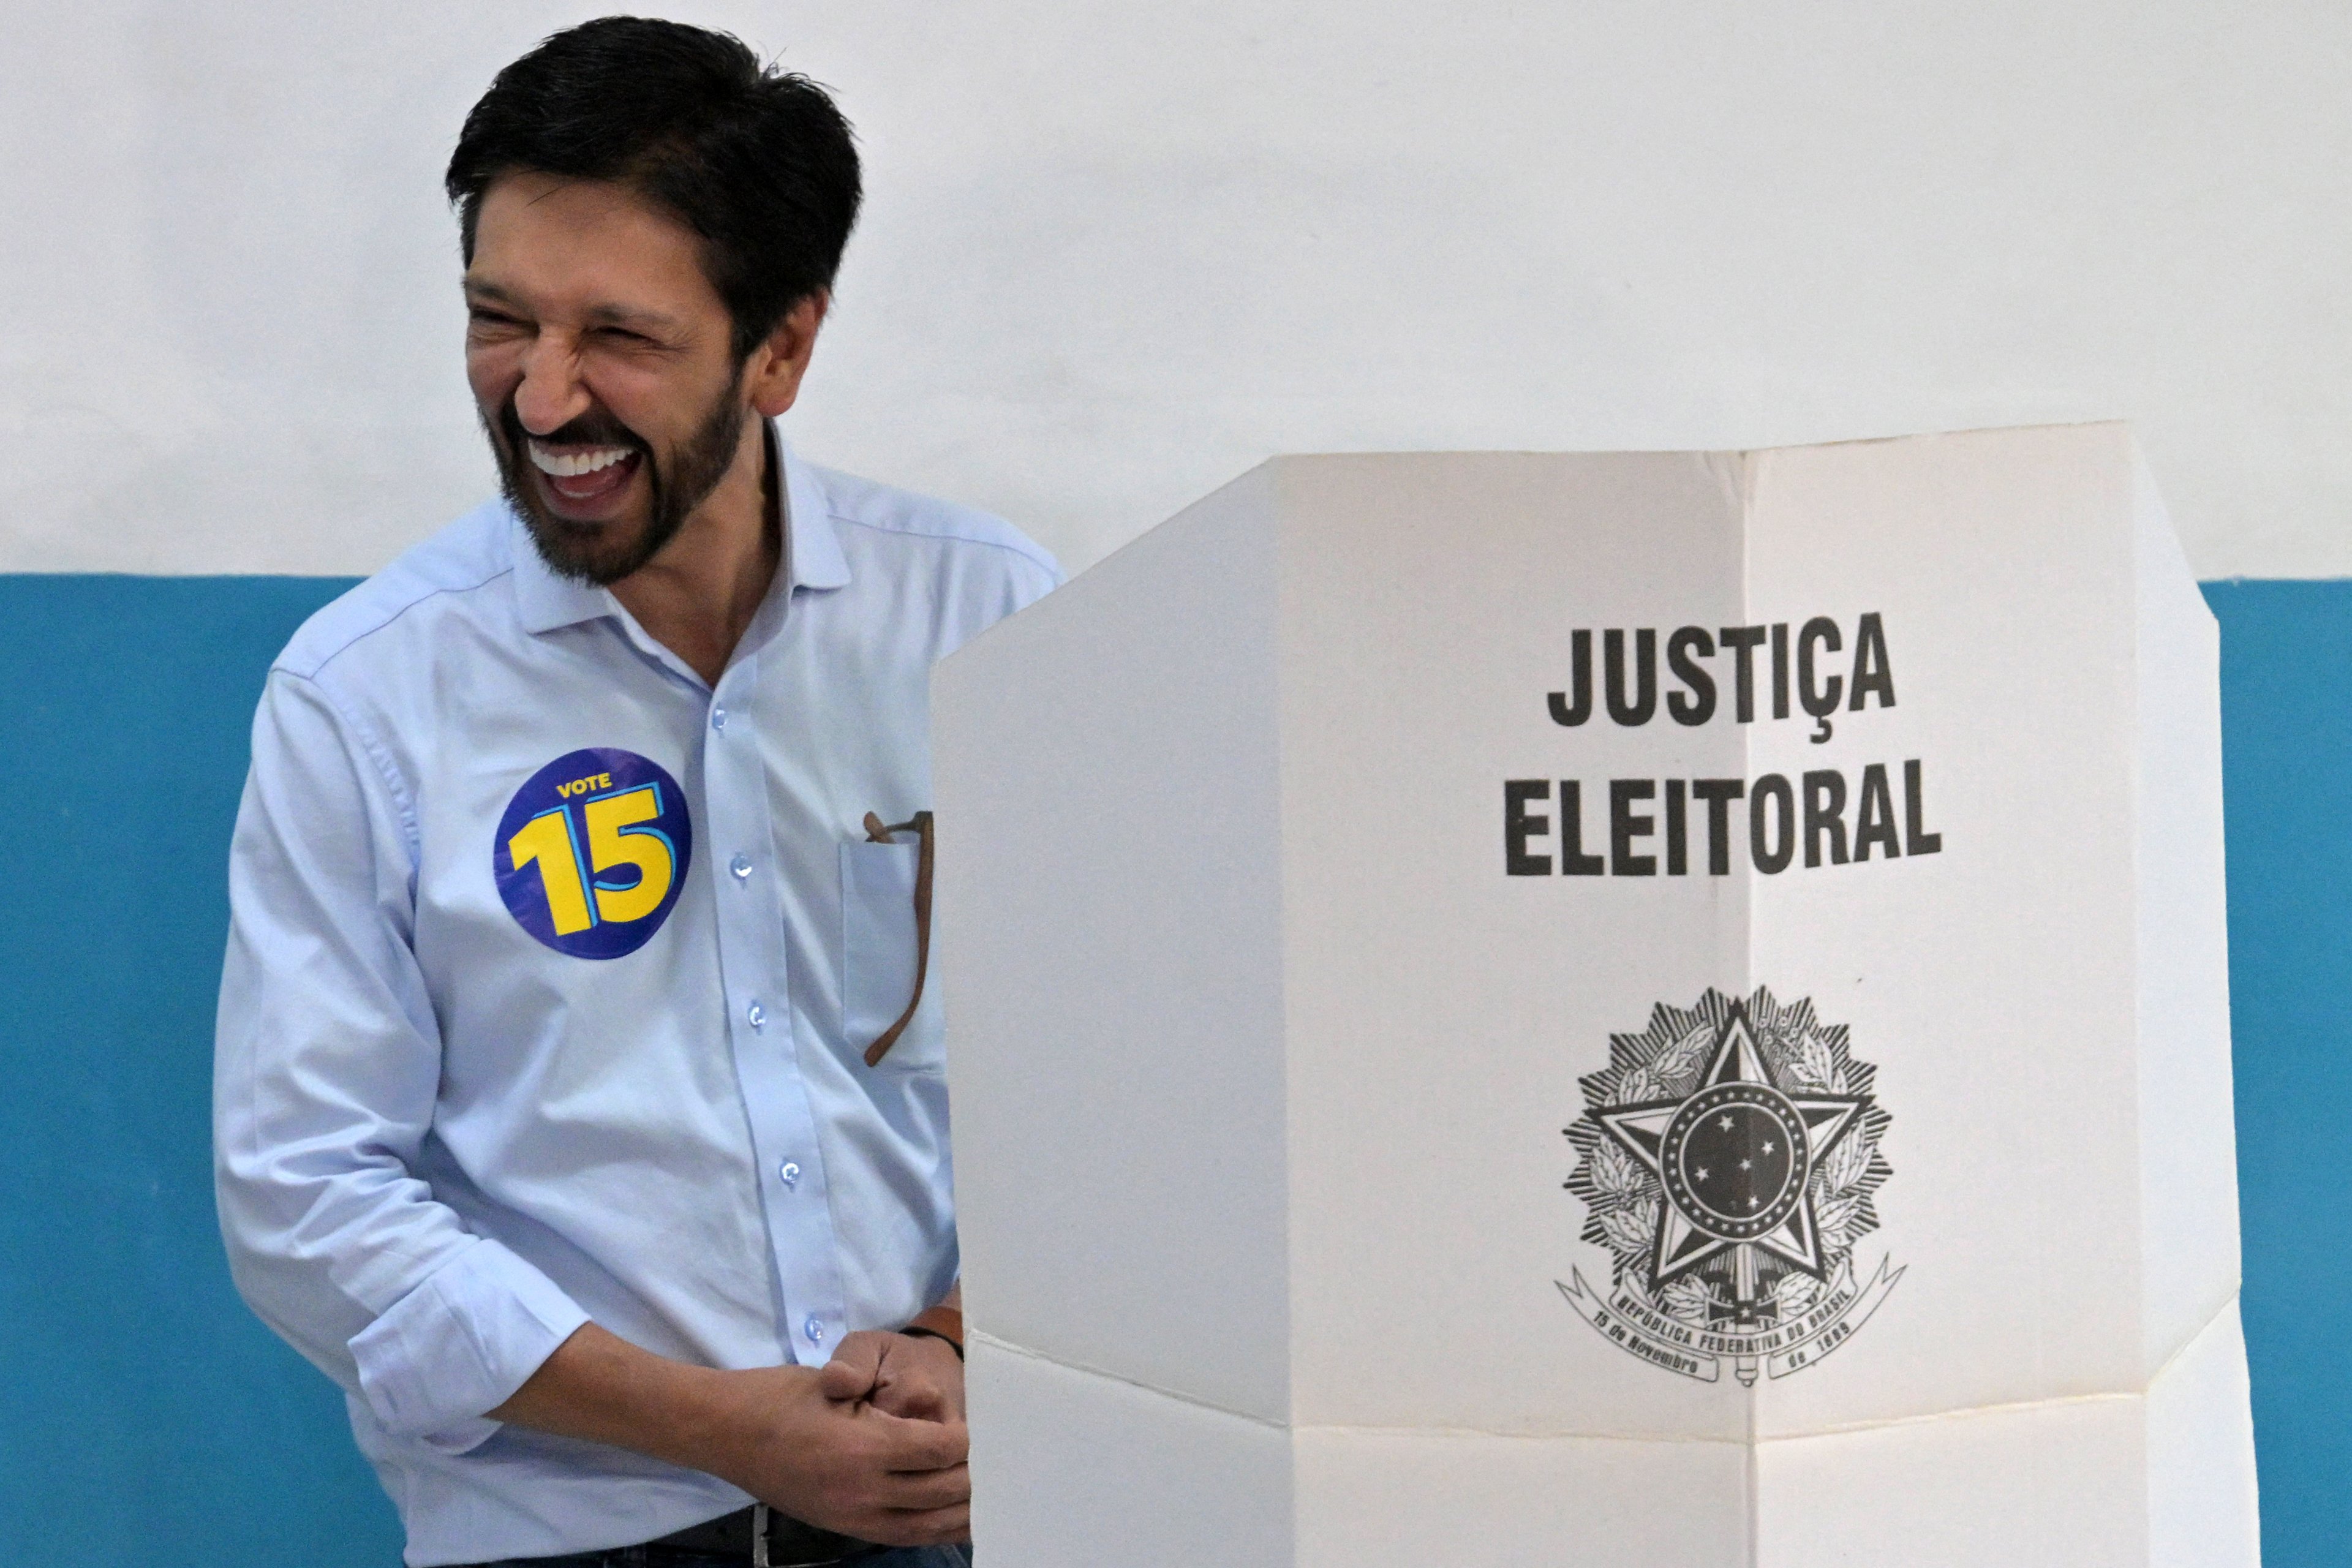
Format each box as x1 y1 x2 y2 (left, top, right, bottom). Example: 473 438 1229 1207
649 1503 880 1567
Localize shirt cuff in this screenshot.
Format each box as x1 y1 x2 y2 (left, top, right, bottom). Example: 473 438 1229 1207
349 1238 590 1453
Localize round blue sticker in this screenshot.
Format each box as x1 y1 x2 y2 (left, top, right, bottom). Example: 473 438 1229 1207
494 748 692 959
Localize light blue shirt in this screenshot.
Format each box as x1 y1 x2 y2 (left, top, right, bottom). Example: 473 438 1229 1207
213 435 1058 1566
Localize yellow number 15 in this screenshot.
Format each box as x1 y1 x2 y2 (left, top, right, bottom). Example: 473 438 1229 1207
508 784 677 936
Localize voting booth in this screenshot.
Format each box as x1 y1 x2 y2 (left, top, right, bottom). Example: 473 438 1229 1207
930 425 2260 1566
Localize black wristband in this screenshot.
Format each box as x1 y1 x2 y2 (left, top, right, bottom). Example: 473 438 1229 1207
899 1325 965 1361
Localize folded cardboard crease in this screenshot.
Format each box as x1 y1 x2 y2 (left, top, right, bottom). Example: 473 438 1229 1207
971 1276 2245 1445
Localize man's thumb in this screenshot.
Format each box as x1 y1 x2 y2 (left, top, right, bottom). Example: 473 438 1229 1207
819 1347 880 1401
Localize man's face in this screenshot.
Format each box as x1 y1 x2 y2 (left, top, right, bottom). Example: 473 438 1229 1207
463 174 753 585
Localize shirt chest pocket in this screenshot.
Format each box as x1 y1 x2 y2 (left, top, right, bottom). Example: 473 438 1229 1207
839 839 943 1074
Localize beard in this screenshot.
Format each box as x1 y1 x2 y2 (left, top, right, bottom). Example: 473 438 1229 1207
486 372 750 587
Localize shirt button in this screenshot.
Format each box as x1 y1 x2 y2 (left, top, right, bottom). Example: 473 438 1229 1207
710 706 728 731
729 853 753 880
746 1000 767 1031
778 1161 801 1189
804 1315 826 1346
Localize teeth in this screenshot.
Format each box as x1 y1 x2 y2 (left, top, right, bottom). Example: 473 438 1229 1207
528 442 635 478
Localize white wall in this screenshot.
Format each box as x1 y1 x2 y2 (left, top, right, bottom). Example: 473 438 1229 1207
2 0 2345 579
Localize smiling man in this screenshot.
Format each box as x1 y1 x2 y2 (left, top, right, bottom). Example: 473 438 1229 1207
214 19 1057 1568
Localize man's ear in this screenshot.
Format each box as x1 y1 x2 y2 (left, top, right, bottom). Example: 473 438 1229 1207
747 290 829 419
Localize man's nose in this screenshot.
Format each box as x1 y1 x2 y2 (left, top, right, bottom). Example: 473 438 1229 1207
512 337 591 437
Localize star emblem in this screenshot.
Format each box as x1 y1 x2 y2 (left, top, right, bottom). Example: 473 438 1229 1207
1594 1003 1863 1291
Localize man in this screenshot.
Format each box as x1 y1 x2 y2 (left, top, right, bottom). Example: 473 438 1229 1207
214 19 1057 1567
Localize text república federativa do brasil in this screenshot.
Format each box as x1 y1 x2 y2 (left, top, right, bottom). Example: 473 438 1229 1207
1504 614 1940 878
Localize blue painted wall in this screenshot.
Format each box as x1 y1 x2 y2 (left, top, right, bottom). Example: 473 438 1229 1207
0 574 2340 1565
2204 580 2352 1566
0 576 396 1567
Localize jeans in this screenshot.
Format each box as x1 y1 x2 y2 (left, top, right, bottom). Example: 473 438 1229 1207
460 1550 971 1568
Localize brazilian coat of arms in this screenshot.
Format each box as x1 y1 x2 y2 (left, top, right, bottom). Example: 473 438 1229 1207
1559 987 1901 1385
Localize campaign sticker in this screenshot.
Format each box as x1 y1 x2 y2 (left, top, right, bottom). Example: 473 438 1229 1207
494 748 692 959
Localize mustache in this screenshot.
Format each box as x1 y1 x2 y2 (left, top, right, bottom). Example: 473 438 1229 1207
499 399 646 454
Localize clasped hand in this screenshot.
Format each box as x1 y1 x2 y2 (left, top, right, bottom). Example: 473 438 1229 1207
821 1327 967 1423
706 1330 969 1547
486 1319 971 1550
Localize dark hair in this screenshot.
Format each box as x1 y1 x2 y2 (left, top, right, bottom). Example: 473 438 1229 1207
446 16 861 361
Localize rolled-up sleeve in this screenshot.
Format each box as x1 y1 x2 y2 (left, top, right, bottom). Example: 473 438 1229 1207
213 669 587 1452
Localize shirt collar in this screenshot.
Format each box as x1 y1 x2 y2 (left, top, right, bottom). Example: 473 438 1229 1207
777 427 850 593
510 420 849 636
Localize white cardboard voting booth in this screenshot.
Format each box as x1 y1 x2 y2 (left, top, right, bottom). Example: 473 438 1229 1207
931 424 2260 1566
